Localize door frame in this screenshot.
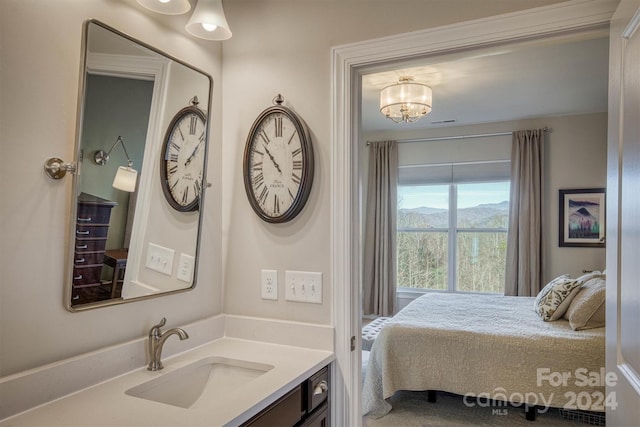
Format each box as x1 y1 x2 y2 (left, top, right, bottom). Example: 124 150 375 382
330 1 618 425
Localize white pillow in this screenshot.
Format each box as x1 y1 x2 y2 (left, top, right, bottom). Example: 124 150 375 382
534 275 583 321
576 271 605 282
564 277 606 330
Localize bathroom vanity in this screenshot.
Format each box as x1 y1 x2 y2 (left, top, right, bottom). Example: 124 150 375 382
0 337 333 426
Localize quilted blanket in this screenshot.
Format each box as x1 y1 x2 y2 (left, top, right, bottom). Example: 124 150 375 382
362 292 605 417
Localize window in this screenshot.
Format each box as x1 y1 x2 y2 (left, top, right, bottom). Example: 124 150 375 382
397 180 510 293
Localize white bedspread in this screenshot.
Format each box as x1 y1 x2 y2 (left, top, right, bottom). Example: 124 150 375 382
362 292 605 417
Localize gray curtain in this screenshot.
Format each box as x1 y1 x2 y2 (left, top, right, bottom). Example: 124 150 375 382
505 129 545 296
363 140 398 316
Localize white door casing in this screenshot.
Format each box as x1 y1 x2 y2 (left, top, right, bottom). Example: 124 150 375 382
606 0 640 424
331 1 618 425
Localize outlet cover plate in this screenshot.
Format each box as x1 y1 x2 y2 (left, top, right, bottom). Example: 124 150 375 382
261 269 278 300
177 253 195 283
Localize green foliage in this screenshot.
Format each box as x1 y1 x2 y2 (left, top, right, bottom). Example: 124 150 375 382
397 208 508 293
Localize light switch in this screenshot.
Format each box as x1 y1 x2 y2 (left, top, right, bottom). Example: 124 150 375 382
146 243 175 276
285 270 322 304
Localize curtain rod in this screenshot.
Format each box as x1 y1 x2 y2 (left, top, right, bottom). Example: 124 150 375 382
366 127 549 146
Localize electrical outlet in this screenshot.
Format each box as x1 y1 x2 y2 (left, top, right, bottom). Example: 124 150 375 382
261 269 278 300
145 243 174 276
177 253 195 283
285 270 322 304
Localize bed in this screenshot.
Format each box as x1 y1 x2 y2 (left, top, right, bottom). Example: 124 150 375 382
362 292 605 418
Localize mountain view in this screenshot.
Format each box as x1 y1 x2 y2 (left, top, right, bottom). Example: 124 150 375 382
398 200 509 229
397 201 509 293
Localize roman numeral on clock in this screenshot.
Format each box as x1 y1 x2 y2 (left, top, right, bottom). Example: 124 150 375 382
253 172 264 188
259 129 270 144
258 186 269 205
275 117 283 137
189 115 197 135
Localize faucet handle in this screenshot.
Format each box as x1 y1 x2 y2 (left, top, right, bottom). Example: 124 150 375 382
149 317 167 336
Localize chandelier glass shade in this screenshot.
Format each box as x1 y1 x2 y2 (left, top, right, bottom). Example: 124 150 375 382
380 77 432 123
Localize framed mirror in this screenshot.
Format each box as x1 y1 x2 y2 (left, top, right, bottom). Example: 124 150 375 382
66 20 212 311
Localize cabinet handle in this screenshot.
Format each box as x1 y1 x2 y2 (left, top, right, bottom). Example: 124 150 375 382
313 380 328 396
76 244 88 249
76 230 90 235
74 275 83 280
75 258 85 263
77 217 92 222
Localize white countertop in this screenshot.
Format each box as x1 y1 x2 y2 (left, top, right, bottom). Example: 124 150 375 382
0 338 334 427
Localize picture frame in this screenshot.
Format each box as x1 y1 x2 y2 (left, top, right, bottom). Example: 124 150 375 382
559 188 606 248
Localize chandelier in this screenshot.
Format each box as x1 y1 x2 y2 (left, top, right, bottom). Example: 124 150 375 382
379 77 432 124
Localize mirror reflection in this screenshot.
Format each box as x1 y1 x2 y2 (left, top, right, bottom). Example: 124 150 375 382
68 20 211 310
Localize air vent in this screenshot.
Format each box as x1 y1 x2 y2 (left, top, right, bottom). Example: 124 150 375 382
430 119 457 124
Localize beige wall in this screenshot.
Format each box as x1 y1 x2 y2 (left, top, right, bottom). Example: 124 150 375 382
0 0 566 377
0 0 223 376
363 113 608 291
220 0 566 322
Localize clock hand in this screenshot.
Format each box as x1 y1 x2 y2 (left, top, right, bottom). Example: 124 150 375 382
185 142 202 167
263 144 282 174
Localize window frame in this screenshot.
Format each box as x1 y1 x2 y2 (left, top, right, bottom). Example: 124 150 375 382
397 180 510 294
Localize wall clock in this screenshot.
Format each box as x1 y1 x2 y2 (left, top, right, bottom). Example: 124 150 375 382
160 97 207 212
243 94 314 223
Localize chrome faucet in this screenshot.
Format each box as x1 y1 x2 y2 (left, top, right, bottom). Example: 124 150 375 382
147 318 189 371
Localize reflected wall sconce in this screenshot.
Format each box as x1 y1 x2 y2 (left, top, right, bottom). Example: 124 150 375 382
94 136 138 193
44 158 76 180
137 0 232 41
136 0 191 15
380 76 432 124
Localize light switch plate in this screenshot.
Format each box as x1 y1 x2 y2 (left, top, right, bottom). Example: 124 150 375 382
145 243 174 276
284 270 322 304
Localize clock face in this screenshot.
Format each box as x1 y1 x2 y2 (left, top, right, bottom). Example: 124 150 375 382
244 106 313 223
160 106 207 212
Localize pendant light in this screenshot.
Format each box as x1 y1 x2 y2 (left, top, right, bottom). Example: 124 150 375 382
185 0 232 40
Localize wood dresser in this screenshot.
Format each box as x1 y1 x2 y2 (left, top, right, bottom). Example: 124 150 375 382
71 192 117 304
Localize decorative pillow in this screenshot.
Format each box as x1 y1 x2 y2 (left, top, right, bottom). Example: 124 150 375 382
564 277 606 330
576 270 605 282
534 275 583 321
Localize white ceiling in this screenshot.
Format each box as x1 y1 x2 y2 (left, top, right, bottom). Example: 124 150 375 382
361 33 609 133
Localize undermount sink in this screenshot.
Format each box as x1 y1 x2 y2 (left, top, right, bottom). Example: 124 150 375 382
125 356 274 409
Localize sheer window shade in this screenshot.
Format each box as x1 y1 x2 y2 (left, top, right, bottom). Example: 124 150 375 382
398 160 511 185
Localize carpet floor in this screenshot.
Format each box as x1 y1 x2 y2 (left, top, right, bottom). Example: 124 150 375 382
363 390 605 427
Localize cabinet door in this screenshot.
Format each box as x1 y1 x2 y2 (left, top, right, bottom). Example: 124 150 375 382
298 402 328 427
243 386 304 427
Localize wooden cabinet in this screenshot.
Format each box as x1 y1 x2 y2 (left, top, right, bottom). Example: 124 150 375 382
242 365 330 427
71 192 117 304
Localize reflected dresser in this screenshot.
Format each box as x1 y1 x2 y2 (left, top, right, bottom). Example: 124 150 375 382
71 192 117 304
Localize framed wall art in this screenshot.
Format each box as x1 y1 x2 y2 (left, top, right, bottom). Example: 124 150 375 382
558 188 606 248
